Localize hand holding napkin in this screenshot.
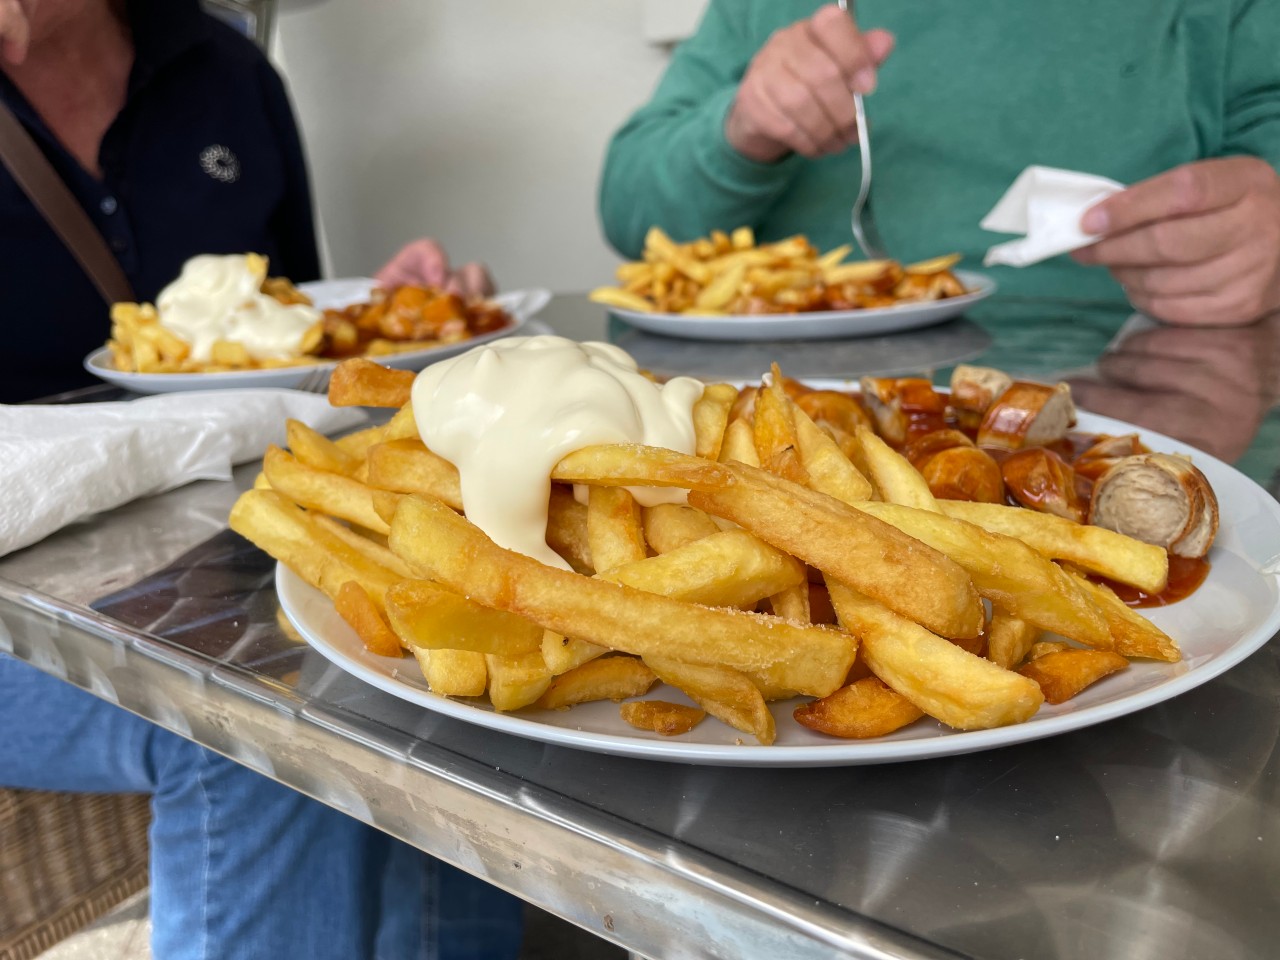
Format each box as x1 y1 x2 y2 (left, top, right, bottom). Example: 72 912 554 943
0 390 364 558
982 165 1125 267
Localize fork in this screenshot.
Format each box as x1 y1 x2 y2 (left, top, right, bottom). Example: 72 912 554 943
292 364 333 395
837 0 889 260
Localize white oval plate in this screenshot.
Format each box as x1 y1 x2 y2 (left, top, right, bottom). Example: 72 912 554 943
606 270 995 342
277 409 1280 767
84 283 551 394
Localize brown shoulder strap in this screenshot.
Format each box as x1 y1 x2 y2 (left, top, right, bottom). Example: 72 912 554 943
0 97 135 304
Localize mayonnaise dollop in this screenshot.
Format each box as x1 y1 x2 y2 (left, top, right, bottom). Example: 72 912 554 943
156 254 320 361
413 336 705 569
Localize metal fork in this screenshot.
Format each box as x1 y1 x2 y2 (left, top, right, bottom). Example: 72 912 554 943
837 0 889 260
292 364 333 395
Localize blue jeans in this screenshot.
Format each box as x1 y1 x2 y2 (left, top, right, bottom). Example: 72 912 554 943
0 656 523 960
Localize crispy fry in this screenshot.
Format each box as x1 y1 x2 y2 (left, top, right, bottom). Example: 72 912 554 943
409 646 487 698
718 418 760 467
641 503 719 553
287 418 361 477
938 500 1169 593
646 656 775 745
1017 648 1129 705
827 583 1044 729
793 677 925 738
262 445 390 536
310 514 413 579
486 651 554 711
536 656 657 709
851 500 1111 648
754 367 808 484
985 607 1043 669
335 581 402 657
792 405 873 505
385 580 544 656
328 358 415 408
689 461 984 640
854 425 939 512
367 438 463 510
619 700 706 736
587 486 647 573
389 495 856 697
381 403 419 441
546 486 594 574
1064 570 1181 662
693 383 738 460
552 443 729 490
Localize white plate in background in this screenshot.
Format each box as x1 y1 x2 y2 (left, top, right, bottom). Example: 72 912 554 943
277 408 1280 767
84 283 551 394
606 271 995 342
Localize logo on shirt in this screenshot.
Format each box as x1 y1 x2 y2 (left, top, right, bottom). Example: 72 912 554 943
199 145 241 183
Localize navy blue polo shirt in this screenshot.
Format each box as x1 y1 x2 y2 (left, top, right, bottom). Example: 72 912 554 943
0 0 320 402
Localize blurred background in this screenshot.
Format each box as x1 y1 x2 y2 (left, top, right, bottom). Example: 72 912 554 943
268 0 712 291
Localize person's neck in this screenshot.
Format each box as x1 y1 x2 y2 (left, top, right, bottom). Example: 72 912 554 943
2 0 133 178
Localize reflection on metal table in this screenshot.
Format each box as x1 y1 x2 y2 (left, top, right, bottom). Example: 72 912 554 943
2 295 1278 960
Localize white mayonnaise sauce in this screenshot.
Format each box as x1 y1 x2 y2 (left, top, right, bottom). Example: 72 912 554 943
156 254 320 361
413 336 704 569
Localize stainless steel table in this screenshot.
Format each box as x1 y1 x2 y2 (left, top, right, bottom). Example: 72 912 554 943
3 297 1278 960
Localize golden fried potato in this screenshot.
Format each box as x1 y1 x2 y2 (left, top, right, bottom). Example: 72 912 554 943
619 700 706 736
1017 648 1129 704
335 581 403 657
328 358 416 408
645 656 775 745
793 677 925 739
536 656 657 710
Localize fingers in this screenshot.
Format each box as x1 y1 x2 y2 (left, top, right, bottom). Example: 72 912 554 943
374 238 450 289
1074 203 1245 268
1081 158 1259 236
449 262 495 299
725 7 895 161
0 0 31 66
1127 287 1269 327
1108 248 1256 297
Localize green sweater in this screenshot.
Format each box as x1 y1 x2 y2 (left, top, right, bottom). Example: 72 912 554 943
600 1 1280 306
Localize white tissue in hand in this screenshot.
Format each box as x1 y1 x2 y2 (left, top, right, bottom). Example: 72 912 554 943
0 390 365 558
981 165 1125 268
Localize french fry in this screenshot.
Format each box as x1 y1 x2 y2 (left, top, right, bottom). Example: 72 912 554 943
645 656 775 745
689 461 984 640
389 495 857 697
262 446 390 536
385 580 544 656
938 500 1169 593
552 443 729 490
335 581 402 657
382 403 419 441
310 514 413 579
641 503 719 554
541 630 606 676
366 438 463 510
850 500 1111 648
693 383 738 460
372 489 405 526
328 357 415 408
1064 570 1181 662
486 651 554 711
854 425 939 512
985 607 1042 669
228 489 399 608
589 287 657 313
768 585 811 623
754 368 808 484
619 700 706 736
334 424 387 457
586 486 647 573
1017 648 1129 705
793 678 925 739
536 656 657 709
546 486 594 575
601 529 805 609
827 583 1044 729
791 404 873 505
287 418 362 477
718 418 760 467
409 646 487 698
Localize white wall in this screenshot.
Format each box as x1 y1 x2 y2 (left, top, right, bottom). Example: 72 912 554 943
274 1 697 293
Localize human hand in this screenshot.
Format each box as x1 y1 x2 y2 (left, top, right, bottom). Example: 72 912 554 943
374 238 495 298
1065 315 1280 462
1074 157 1280 326
724 3 894 163
0 0 35 66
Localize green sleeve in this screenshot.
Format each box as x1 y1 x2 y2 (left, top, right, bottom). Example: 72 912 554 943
598 0 803 258
1222 0 1280 170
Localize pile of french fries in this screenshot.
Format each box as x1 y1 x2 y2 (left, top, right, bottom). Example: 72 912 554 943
589 227 968 317
230 358 1180 746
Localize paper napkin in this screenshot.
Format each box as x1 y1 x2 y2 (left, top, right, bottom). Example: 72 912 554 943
981 165 1125 267
0 390 365 558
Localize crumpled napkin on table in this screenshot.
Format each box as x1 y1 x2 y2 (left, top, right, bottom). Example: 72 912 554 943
0 389 365 558
981 165 1125 267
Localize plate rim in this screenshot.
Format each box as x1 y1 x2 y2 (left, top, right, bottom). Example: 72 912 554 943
83 285 550 388
275 403 1280 767
606 270 995 333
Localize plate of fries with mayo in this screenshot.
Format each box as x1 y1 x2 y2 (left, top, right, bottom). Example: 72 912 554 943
84 253 549 393
231 337 1280 765
590 227 995 341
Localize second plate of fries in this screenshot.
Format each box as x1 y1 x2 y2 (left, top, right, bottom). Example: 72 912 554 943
591 228 995 341
258 364 1280 766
